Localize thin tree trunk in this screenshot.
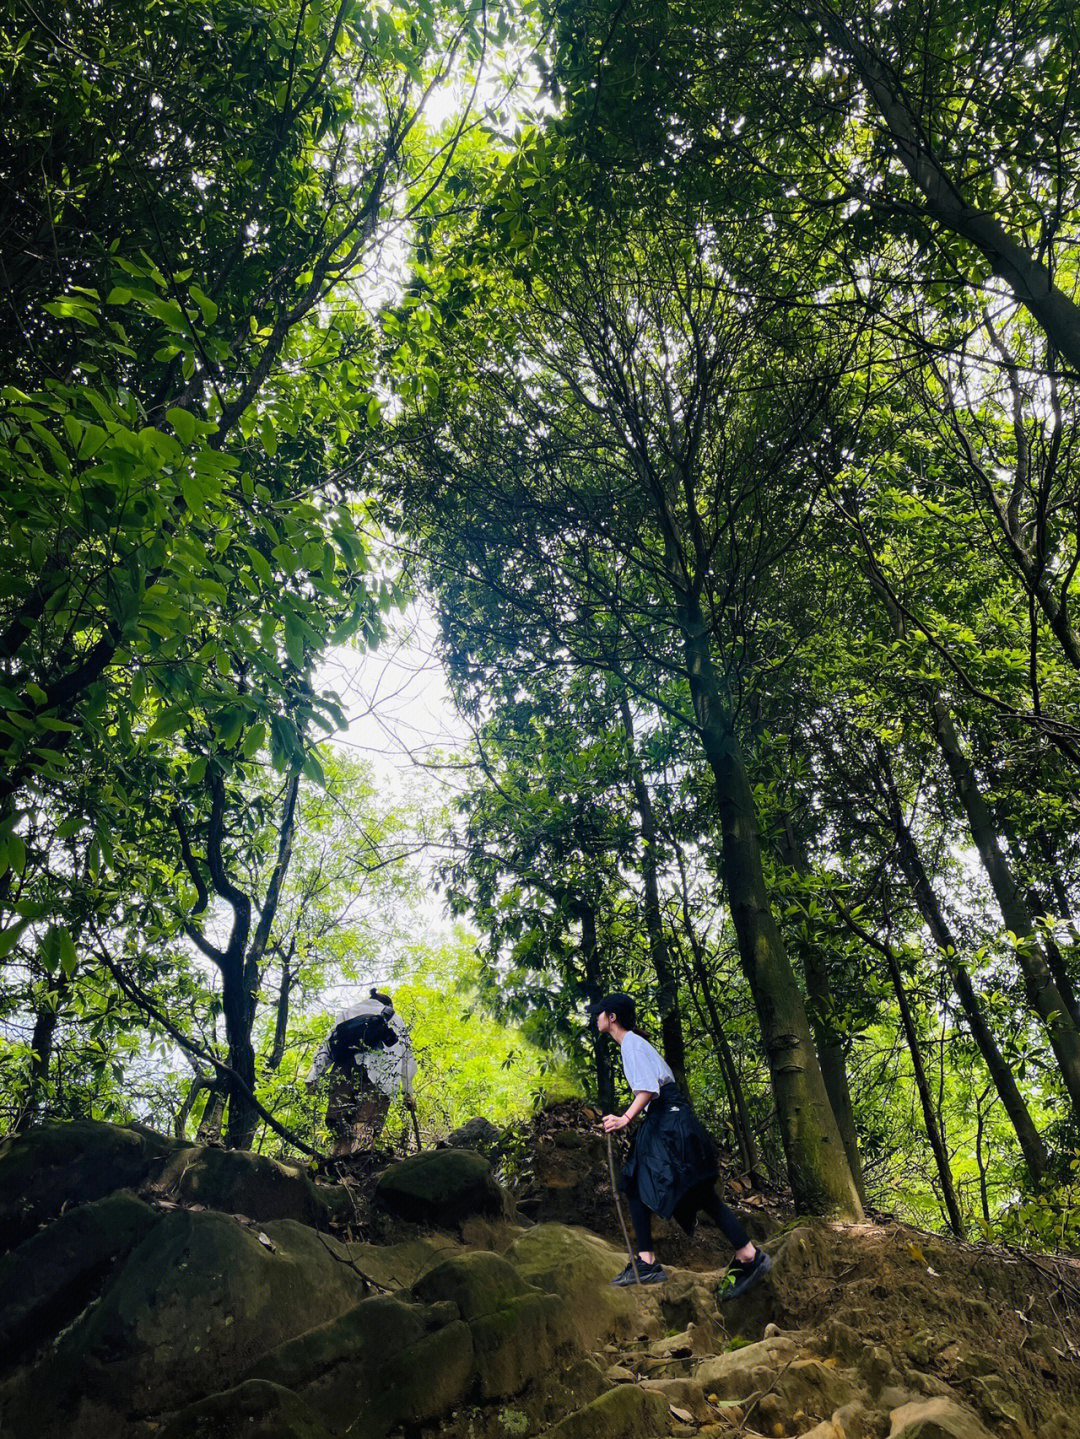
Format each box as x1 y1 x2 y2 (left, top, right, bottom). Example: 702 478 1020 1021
619 694 687 1087
580 900 616 1113
930 697 1080 1119
682 618 863 1218
837 902 966 1237
778 814 867 1204
267 941 297 1073
197 1084 227 1144
874 743 1050 1182
807 0 1080 376
14 978 68 1132
671 843 763 1180
864 570 1080 1120
175 1071 211 1141
693 953 762 1181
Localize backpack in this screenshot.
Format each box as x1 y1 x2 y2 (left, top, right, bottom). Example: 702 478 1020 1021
329 1006 397 1066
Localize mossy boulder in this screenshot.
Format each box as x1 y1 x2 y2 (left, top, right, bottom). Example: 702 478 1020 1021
152 1144 352 1229
375 1148 509 1226
0 1121 353 1253
544 1383 669 1439
412 1250 537 1317
247 1292 475 1437
0 1119 178 1251
0 1190 159 1366
1 1210 371 1439
414 1251 578 1399
158 1380 336 1439
504 1224 638 1346
446 1116 504 1158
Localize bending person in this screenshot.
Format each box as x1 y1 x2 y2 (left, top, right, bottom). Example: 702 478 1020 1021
592 991 770 1298
306 988 417 1157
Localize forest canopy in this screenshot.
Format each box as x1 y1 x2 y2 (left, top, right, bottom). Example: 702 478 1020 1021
2 0 1080 1248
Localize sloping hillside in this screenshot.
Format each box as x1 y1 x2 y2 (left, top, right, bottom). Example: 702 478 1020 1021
1 1117 1078 1439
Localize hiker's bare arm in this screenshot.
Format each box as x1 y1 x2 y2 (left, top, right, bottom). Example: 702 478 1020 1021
602 1090 656 1132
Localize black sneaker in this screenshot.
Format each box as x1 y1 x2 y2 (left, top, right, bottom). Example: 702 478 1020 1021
611 1259 667 1286
720 1250 772 1301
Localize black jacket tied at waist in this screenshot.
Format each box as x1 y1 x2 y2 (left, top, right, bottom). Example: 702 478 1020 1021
619 1082 718 1221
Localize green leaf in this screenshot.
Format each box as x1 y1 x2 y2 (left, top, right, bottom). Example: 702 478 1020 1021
241 722 266 759
58 927 78 978
188 284 219 325
167 406 197 445
146 706 189 740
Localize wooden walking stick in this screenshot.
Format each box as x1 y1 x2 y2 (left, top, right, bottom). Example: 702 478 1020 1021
606 1131 641 1286
408 1104 422 1152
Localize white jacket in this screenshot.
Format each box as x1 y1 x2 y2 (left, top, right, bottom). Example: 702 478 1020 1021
305 997 417 1097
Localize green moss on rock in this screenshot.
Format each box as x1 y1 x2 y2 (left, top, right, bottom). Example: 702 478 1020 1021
158 1379 336 1439
544 1383 669 1439
375 1148 509 1226
0 1120 178 1251
412 1250 536 1318
0 1190 159 1366
248 1293 475 1437
504 1224 638 1346
154 1144 352 1229
1 1210 370 1439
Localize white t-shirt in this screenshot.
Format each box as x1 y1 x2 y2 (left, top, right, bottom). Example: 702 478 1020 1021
620 1031 674 1098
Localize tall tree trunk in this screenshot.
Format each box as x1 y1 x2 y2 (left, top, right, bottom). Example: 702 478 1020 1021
807 0 1080 376
864 571 1080 1119
580 900 616 1112
619 695 687 1087
671 842 763 1180
1036 830 1080 947
175 1071 211 1141
267 941 297 1073
14 977 68 1132
930 698 1080 1119
777 814 867 1204
874 743 1050 1181
681 618 863 1218
221 958 258 1149
838 903 966 1236
197 1083 227 1144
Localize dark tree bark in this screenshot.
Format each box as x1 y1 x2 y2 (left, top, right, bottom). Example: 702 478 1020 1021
619 694 687 1087
838 903 966 1237
14 976 69 1133
197 1084 227 1144
177 767 301 1149
580 899 616 1112
873 741 1049 1181
777 813 867 1205
266 940 298 1074
682 614 863 1218
806 1 1080 377
930 698 1080 1119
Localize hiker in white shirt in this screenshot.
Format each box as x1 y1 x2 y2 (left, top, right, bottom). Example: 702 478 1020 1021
592 991 770 1298
306 989 417 1157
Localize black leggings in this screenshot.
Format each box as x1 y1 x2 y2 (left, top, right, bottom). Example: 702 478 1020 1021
626 1180 749 1255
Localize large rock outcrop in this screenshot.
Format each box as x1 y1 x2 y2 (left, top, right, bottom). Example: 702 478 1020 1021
2 1120 1080 1439
2 1209 371 1439
375 1148 511 1227
0 1119 351 1247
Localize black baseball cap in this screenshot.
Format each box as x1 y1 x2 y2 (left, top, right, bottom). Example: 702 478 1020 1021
588 992 636 1030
